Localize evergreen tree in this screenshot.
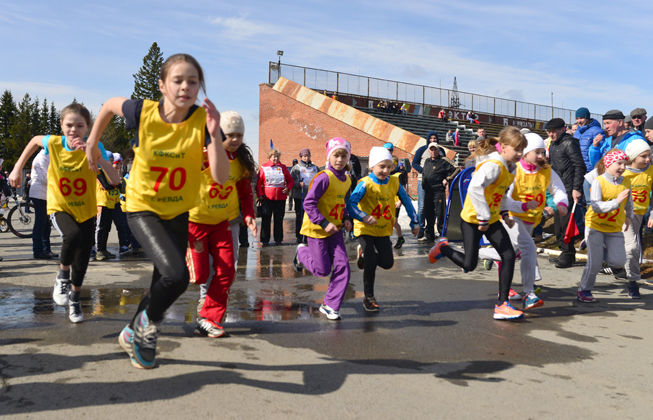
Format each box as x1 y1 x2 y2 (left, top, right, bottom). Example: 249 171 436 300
49 102 60 134
7 94 34 167
30 98 41 134
132 42 164 101
0 90 17 156
40 99 49 134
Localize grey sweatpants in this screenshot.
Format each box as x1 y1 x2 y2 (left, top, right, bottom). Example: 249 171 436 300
623 214 643 281
579 228 626 291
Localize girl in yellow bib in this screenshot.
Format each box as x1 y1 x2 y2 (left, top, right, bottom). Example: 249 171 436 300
429 127 527 320
294 137 353 320
621 140 652 298
578 149 633 303
85 54 229 369
347 146 419 312
9 103 119 324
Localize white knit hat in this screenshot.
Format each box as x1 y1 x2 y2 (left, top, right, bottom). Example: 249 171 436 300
220 110 245 135
368 146 393 169
523 133 546 156
625 139 651 161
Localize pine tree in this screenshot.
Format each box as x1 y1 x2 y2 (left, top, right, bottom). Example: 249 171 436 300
7 94 34 167
30 98 41 134
132 42 164 101
49 103 60 134
0 90 17 155
40 99 49 134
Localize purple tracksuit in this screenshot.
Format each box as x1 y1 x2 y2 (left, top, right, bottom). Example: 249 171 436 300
297 166 351 310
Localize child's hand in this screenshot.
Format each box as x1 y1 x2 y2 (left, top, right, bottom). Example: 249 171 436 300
324 223 339 235
526 200 539 210
411 227 419 236
616 189 630 204
362 215 376 225
8 169 21 189
478 224 488 232
202 98 221 140
245 216 258 237
556 205 567 217
395 201 401 209
624 217 631 231
648 218 653 229
344 220 353 232
85 144 102 173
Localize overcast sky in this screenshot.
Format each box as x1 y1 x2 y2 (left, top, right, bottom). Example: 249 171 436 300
3 0 653 158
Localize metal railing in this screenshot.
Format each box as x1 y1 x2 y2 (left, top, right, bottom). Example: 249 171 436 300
269 62 602 124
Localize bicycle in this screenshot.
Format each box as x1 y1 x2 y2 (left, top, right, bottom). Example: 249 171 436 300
0 193 36 238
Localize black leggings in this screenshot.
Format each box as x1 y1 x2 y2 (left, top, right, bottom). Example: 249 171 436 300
358 235 394 298
441 219 515 304
127 211 190 324
53 212 95 287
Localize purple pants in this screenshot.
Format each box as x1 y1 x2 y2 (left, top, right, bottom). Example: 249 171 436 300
298 234 350 310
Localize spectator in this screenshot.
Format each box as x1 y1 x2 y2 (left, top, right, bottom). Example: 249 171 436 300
465 111 474 123
29 150 57 259
288 158 298 211
421 143 458 241
400 103 409 115
256 149 294 246
630 107 647 133
412 131 446 239
569 124 578 135
454 128 460 146
644 116 653 145
589 110 646 169
465 140 477 168
546 118 586 268
624 116 632 130
290 148 319 243
446 129 453 144
476 128 486 141
438 109 447 121
573 107 604 173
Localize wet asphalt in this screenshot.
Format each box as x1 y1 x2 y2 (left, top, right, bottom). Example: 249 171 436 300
1 212 652 418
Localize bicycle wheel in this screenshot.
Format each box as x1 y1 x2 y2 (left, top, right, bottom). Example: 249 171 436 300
8 203 35 238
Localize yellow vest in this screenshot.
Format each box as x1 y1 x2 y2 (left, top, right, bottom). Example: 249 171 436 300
353 175 399 237
586 175 631 232
96 180 120 209
46 136 98 223
300 170 351 238
125 100 205 219
189 157 246 225
509 166 550 225
623 165 653 215
460 159 514 224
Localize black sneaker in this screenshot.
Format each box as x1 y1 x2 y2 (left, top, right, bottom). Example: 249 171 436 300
613 267 627 280
96 249 116 261
628 282 641 299
363 296 380 312
393 236 405 249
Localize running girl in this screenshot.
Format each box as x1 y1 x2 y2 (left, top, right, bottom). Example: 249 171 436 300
9 103 119 323
429 126 527 320
85 53 230 368
348 146 419 312
578 149 632 303
293 137 352 320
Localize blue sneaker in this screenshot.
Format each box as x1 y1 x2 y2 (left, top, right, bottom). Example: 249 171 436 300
118 324 134 357
522 293 543 310
131 310 159 369
576 290 597 303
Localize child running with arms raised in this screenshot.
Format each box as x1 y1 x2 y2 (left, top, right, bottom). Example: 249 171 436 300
85 54 229 368
9 103 119 323
578 149 632 302
293 137 352 320
429 127 527 320
348 146 419 312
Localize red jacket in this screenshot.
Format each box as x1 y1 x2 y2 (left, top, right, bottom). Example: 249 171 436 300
256 161 294 201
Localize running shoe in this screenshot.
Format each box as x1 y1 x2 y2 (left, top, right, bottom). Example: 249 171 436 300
53 274 70 306
508 289 522 301
119 245 131 255
131 310 159 369
628 282 641 299
356 244 364 270
393 236 405 249
194 318 225 338
68 294 84 323
576 290 597 303
599 267 613 275
96 249 116 261
319 304 341 321
363 296 380 312
483 259 493 270
293 244 307 272
493 301 524 320
119 324 134 356
523 293 543 310
428 237 449 263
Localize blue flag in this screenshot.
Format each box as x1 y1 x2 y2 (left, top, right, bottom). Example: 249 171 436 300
269 139 274 149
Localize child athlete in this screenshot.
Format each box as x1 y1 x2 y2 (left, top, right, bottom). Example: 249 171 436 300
621 140 652 298
294 137 352 320
578 149 632 302
86 54 230 368
189 110 257 337
9 103 119 323
429 126 527 320
348 146 419 312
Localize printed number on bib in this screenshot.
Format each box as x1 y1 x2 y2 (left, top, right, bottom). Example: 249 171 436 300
59 177 87 196
208 183 233 200
524 193 544 206
597 208 620 222
632 190 648 203
151 167 187 192
488 193 503 208
370 204 393 220
328 203 345 220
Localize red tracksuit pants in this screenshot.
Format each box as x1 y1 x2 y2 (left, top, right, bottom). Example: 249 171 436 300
186 220 235 323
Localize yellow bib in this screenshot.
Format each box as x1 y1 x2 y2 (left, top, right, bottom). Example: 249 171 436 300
353 175 399 237
189 157 246 225
460 159 514 224
46 136 98 223
126 100 205 219
300 170 351 238
509 166 550 225
96 180 120 209
623 166 653 215
586 175 631 232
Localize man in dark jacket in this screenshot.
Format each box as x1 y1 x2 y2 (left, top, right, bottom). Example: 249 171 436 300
546 118 586 268
412 131 445 239
421 143 458 241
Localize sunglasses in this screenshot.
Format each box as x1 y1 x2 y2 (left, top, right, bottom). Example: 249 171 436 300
632 115 644 119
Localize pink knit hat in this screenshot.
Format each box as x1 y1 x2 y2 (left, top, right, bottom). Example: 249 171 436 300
603 149 628 168
325 137 351 165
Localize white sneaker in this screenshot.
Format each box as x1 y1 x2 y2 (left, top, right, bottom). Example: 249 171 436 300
68 298 84 323
319 304 341 320
53 275 70 306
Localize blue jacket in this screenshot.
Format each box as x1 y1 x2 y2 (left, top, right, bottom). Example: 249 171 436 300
573 119 603 172
588 130 646 169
